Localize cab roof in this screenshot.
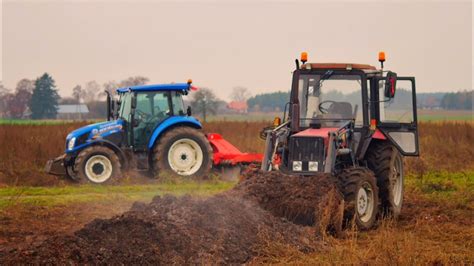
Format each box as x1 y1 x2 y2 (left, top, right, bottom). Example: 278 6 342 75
301 63 377 71
116 83 191 93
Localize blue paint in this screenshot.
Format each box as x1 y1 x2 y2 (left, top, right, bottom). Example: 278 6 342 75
65 120 124 153
116 83 191 93
147 116 202 149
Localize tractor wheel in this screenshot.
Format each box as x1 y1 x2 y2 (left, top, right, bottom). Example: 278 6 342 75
338 167 379 230
74 146 122 184
153 127 213 178
366 141 404 218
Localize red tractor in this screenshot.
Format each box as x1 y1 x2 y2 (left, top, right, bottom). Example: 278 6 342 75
261 52 419 229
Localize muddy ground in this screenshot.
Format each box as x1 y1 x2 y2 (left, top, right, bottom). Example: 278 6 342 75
1 173 473 264
1 170 342 264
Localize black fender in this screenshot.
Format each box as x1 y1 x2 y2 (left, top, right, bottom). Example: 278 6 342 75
146 122 202 165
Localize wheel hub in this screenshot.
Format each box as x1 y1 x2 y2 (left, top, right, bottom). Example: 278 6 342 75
92 163 105 175
392 156 404 206
357 188 368 214
356 182 374 223
168 138 204 176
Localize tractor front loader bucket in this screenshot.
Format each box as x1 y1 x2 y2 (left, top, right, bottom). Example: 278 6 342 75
207 133 263 181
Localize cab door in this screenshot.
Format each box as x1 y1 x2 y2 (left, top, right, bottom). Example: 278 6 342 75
376 77 419 156
133 91 171 150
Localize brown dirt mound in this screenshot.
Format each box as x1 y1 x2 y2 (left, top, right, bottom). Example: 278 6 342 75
2 170 341 264
234 169 343 230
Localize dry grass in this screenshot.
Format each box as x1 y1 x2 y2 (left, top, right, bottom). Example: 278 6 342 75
252 185 474 264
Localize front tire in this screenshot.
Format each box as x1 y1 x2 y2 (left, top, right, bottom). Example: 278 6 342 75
74 146 121 184
153 127 213 178
338 167 379 230
366 141 404 218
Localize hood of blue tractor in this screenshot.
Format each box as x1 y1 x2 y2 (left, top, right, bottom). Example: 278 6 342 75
65 120 124 153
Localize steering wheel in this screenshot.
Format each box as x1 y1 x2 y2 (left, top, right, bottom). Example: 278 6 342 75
135 109 152 123
319 100 337 114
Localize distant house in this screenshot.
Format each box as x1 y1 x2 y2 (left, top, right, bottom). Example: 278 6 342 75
57 104 89 120
227 101 248 113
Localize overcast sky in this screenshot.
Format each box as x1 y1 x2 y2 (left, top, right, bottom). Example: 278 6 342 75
1 0 472 100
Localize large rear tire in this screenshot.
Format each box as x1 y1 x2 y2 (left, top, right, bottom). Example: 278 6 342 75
153 127 213 178
366 141 404 218
74 146 122 184
338 167 379 230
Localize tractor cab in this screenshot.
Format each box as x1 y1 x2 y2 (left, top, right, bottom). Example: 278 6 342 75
262 52 419 175
112 83 193 151
296 64 369 129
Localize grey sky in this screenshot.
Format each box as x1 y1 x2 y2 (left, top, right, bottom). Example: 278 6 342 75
2 0 472 100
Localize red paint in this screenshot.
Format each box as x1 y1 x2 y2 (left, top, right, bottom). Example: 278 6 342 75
390 77 395 96
207 133 263 165
293 127 386 142
293 128 339 138
292 128 337 147
190 86 198 91
372 129 386 140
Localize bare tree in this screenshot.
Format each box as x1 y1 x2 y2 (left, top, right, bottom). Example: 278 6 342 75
103 80 119 96
83 81 101 103
72 85 85 103
0 82 10 118
99 77 149 98
118 76 149 87
7 89 32 118
15 79 34 93
190 88 219 122
230 87 251 102
0 80 34 118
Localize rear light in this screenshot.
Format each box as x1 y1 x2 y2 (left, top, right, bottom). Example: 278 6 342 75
370 119 377 130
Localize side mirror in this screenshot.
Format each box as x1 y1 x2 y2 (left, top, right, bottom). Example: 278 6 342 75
186 106 192 116
384 71 397 98
105 90 112 121
131 93 137 109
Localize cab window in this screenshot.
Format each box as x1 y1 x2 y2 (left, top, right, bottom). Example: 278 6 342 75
171 91 185 115
133 91 170 148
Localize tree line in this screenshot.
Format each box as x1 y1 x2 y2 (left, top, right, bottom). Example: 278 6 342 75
440 91 472 110
1 73 470 121
0 74 254 121
246 89 473 111
0 74 150 119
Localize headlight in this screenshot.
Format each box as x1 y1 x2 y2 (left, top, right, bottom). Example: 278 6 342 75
292 161 302 171
68 137 76 150
308 161 319 171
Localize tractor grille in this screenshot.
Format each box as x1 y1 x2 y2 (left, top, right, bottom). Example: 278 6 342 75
288 136 325 172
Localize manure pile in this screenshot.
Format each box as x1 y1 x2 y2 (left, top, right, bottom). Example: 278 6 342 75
2 170 343 264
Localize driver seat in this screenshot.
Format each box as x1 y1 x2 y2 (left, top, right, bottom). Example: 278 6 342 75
327 102 353 119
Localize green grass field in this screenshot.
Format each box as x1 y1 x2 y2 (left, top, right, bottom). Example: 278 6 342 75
0 180 234 209
1 171 472 210
417 110 473 122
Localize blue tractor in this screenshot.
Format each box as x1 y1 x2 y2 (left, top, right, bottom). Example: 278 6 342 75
45 80 261 184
